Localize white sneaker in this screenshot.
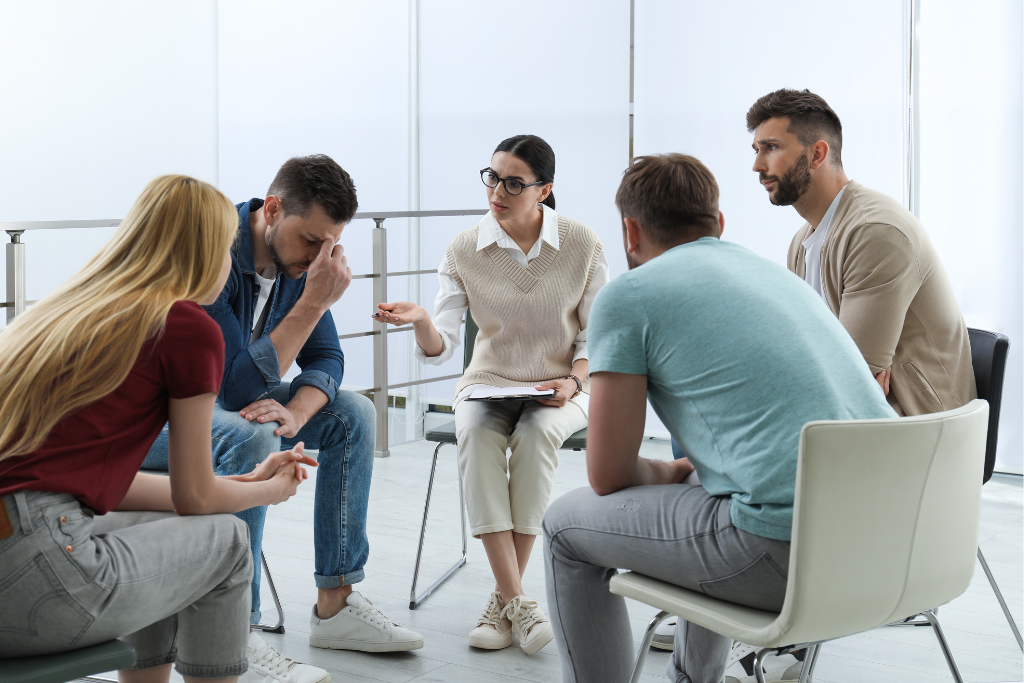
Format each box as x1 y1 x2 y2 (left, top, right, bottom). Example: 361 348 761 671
724 640 808 683
502 594 554 655
468 591 514 650
241 632 330 683
309 591 424 652
651 617 677 651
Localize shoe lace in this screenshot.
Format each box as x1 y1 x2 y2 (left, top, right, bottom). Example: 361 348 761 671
477 592 505 628
727 640 757 668
352 597 393 632
252 642 297 678
503 595 544 635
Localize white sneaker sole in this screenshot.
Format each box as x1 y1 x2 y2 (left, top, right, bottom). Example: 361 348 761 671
309 635 424 652
519 629 554 655
650 638 674 651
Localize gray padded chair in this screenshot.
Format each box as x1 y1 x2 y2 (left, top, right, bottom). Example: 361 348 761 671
0 641 136 683
409 310 588 608
610 400 990 683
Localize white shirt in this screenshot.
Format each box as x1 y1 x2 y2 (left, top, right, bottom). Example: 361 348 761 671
801 185 847 299
250 267 277 342
414 205 609 412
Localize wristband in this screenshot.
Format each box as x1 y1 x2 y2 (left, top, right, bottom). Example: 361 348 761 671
564 374 582 399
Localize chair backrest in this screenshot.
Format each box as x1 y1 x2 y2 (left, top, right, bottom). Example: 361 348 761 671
775 400 989 646
967 328 1009 484
463 309 479 371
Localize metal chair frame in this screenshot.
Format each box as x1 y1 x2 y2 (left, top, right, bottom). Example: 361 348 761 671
409 441 468 609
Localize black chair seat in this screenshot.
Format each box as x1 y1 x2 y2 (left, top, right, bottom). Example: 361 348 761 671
0 640 136 683
426 420 588 451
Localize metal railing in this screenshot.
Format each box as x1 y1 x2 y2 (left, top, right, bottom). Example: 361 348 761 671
0 208 487 458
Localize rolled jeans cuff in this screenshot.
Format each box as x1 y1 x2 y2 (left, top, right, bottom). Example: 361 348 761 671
314 569 364 589
175 659 248 679
130 652 177 670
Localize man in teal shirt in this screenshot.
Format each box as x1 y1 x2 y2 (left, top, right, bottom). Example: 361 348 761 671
542 154 894 683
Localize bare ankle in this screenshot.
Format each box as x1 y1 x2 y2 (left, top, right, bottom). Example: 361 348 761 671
316 584 353 619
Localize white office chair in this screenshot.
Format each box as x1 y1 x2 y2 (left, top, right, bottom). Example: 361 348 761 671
611 400 990 683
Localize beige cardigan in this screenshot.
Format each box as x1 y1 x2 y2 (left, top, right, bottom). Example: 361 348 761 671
787 181 976 416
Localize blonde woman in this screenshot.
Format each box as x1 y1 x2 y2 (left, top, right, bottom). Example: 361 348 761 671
377 135 608 655
0 176 313 683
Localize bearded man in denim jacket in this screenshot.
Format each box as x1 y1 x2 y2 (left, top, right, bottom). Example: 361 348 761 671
144 155 423 683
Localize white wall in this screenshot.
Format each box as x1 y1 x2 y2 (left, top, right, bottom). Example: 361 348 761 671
918 0 1024 473
0 1 219 311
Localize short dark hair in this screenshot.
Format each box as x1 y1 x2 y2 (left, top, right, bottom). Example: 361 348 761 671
746 89 844 168
267 154 358 224
615 154 720 245
493 134 556 209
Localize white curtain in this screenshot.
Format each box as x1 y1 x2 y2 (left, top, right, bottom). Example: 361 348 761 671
918 0 1023 473
0 1 219 314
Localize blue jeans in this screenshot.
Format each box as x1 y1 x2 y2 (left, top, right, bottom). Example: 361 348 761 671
142 383 376 624
671 437 686 461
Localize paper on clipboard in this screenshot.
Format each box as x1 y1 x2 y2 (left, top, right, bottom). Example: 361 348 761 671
466 386 556 402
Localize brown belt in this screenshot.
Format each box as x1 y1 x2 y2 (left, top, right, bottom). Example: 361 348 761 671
0 497 13 540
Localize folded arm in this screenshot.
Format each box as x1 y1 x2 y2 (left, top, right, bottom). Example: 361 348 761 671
836 224 922 375
586 371 694 496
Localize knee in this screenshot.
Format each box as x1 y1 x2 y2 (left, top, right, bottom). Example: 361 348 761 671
542 487 594 540
214 411 280 467
325 391 376 431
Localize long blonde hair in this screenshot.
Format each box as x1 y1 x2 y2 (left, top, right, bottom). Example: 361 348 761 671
0 175 238 461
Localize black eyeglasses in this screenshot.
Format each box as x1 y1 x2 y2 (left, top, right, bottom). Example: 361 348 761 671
480 168 546 196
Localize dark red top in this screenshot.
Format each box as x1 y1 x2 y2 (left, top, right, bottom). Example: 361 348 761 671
0 301 224 513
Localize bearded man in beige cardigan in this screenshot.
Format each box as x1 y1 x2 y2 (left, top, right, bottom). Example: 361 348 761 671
748 88 976 417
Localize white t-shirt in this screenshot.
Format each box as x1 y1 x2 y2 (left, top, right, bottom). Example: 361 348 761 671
801 185 847 299
249 267 277 343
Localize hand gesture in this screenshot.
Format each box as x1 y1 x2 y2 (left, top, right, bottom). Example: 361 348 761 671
244 442 318 483
535 378 579 408
373 301 427 326
240 398 304 438
875 367 891 396
249 442 317 504
303 239 352 312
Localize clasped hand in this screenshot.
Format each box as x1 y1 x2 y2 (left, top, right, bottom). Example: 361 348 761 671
240 442 318 504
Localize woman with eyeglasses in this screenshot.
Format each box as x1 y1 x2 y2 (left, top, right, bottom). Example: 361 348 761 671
376 134 608 655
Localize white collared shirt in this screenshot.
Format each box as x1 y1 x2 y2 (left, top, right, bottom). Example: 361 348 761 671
802 185 847 299
414 205 609 397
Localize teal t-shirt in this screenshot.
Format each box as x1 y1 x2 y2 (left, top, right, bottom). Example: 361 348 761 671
588 237 896 541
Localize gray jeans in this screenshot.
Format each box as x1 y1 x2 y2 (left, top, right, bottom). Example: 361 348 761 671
543 483 791 683
0 490 252 678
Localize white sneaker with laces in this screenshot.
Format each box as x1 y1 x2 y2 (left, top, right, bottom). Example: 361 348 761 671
309 590 424 652
241 632 330 683
651 617 677 651
502 594 554 655
468 591 514 650
724 640 808 683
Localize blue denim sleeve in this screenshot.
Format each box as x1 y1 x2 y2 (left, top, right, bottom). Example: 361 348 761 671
290 307 344 403
203 269 283 411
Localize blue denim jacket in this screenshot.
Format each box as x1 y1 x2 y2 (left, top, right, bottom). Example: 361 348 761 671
203 198 344 411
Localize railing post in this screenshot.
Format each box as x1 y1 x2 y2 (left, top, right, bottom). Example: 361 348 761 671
372 218 390 458
6 231 25 323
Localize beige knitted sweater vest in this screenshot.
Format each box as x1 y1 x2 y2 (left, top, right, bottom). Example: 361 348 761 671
447 215 603 397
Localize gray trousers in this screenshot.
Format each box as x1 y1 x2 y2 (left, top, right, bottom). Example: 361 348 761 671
543 483 791 683
0 490 252 678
